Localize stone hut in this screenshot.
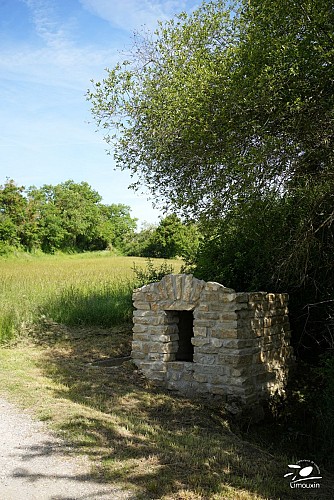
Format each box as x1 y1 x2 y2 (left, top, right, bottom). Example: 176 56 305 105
131 274 294 411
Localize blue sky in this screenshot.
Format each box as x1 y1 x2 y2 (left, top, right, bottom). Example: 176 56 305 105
0 0 198 226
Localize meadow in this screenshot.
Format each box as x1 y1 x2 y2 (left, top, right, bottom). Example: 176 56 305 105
0 252 333 499
0 252 165 343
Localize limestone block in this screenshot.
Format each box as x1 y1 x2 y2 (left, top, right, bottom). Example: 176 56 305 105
147 352 176 362
211 327 238 339
193 319 216 329
174 274 183 300
182 274 194 302
166 362 184 372
191 337 210 347
221 338 258 349
193 353 217 365
132 340 143 351
133 309 154 318
218 354 254 367
145 325 178 334
211 338 224 348
208 302 233 312
167 371 182 381
196 304 209 311
163 274 175 300
132 290 147 302
230 366 251 377
143 341 179 354
193 310 220 320
133 333 179 343
182 372 194 382
139 361 166 372
193 326 207 337
157 280 169 299
167 361 194 372
217 312 238 321
148 371 167 382
193 372 209 383
133 301 151 310
205 282 235 293
195 345 220 354
163 301 196 311
135 316 169 326
194 364 227 376
190 279 206 302
210 385 229 396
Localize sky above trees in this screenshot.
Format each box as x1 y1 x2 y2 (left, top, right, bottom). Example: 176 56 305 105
0 0 198 224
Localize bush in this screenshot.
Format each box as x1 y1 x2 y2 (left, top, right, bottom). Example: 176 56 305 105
132 258 174 287
316 356 334 463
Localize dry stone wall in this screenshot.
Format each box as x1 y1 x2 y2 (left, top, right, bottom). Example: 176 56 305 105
132 274 294 411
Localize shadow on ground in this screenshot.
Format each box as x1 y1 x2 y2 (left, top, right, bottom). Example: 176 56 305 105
32 323 334 500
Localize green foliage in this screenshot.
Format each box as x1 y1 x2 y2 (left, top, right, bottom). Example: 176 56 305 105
132 258 174 286
88 0 334 358
0 179 137 254
123 222 157 257
100 203 137 251
316 356 334 460
125 215 201 260
88 0 333 219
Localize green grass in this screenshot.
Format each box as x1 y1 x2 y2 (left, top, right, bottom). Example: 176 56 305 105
0 252 333 498
0 252 179 342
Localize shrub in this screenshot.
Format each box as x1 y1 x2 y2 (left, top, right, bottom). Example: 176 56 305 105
132 258 174 287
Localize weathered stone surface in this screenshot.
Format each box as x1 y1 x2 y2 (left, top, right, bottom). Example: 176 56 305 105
131 274 294 414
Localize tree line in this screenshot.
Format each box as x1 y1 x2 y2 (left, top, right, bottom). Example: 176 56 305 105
0 178 200 258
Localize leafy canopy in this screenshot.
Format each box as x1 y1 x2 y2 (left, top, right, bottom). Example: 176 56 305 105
87 0 333 219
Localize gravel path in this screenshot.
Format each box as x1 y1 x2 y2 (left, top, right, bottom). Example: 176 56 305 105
0 397 134 500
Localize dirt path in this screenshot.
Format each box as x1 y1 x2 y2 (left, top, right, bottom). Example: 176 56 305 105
0 397 134 500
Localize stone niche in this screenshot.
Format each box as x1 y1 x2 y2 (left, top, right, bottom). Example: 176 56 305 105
131 274 294 411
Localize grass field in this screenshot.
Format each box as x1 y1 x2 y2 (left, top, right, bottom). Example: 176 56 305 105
0 252 176 343
0 253 333 499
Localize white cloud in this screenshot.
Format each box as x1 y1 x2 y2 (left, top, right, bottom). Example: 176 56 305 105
79 0 190 32
23 0 73 50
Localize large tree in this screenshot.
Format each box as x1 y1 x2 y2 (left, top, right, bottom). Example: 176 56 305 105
87 0 333 219
88 0 334 354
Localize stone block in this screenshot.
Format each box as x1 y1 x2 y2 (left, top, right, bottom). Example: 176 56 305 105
133 301 151 310
211 327 238 339
135 316 168 326
206 282 235 292
190 280 206 302
193 326 207 337
235 293 249 303
221 338 257 349
174 274 183 300
193 372 209 383
209 374 229 385
182 274 194 302
193 353 217 365
195 345 220 354
194 311 220 320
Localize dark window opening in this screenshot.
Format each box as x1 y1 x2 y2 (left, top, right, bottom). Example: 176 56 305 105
175 310 194 362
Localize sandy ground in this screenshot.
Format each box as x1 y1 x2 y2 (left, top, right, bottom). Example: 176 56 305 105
0 397 134 500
